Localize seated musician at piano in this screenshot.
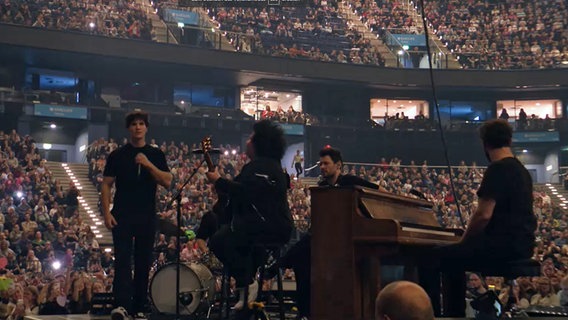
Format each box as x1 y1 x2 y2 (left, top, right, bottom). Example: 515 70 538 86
420 119 537 317
270 146 386 320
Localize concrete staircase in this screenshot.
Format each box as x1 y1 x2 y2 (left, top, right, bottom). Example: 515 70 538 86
137 0 177 44
543 183 568 210
338 1 397 67
402 3 462 69
46 162 113 247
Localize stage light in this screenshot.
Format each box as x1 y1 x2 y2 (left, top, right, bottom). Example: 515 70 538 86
52 260 61 270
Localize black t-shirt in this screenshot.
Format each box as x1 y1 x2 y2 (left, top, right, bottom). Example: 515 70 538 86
477 157 536 241
103 144 169 216
318 174 380 190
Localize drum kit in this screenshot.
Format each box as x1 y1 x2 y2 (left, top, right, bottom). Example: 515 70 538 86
150 261 217 317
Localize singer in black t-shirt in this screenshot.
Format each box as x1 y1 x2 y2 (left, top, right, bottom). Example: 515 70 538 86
101 112 171 320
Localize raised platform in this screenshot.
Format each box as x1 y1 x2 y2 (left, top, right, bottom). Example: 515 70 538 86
24 316 568 320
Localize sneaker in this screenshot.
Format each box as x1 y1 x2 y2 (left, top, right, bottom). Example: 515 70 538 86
233 280 259 310
133 312 147 320
111 307 129 320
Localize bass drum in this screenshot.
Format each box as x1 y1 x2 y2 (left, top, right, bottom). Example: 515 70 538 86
150 262 215 315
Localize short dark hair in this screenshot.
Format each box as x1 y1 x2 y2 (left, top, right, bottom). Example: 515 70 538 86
319 147 343 164
479 119 512 149
251 120 286 161
125 111 149 128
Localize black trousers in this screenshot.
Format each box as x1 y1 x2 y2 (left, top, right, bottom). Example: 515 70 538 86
418 235 533 317
112 213 156 313
209 225 267 288
294 162 303 177
279 233 311 317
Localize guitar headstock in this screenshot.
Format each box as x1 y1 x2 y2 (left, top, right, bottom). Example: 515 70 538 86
201 136 212 154
200 136 215 172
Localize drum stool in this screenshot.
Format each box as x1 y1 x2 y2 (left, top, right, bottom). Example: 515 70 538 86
218 244 286 320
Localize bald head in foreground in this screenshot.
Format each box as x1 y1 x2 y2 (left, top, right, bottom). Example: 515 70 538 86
375 281 435 320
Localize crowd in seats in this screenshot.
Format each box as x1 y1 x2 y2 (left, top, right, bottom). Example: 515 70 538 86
0 0 152 40
207 4 385 66
349 0 421 35
0 130 113 319
6 130 568 317
259 105 319 125
422 0 568 69
347 0 568 69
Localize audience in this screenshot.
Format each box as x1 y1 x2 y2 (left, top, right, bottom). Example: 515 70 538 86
206 5 385 66
2 130 568 318
0 0 152 40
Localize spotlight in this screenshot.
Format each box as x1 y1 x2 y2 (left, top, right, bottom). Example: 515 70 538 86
224 150 229 156
52 260 61 270
50 123 56 129
231 149 237 155
15 191 23 199
89 22 95 29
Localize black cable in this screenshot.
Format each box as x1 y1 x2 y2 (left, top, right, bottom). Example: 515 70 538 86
417 0 466 229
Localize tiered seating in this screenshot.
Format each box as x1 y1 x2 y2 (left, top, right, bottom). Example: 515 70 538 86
208 6 385 65
0 0 152 40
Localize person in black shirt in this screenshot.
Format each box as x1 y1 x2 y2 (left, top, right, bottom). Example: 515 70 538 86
273 147 382 320
102 112 172 320
420 119 537 317
206 120 294 314
194 191 229 254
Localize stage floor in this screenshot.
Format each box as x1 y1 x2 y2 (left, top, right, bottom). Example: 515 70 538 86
24 316 568 320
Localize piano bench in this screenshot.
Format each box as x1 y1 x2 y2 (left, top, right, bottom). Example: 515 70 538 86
474 259 541 278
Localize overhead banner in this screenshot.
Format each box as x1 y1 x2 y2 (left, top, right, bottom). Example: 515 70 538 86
163 9 199 25
513 131 559 143
34 104 88 120
387 33 426 47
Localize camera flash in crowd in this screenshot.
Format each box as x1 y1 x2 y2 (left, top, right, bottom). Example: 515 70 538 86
52 260 62 270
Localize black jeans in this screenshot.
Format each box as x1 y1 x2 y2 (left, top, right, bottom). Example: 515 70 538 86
418 234 533 317
209 225 267 288
112 213 156 313
294 162 303 177
279 233 311 317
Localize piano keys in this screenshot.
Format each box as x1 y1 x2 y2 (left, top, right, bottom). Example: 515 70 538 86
310 186 463 320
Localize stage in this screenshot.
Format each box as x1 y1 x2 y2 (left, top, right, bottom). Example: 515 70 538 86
23 315 568 320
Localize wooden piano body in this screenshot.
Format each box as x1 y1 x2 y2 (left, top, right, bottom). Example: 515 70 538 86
310 186 462 320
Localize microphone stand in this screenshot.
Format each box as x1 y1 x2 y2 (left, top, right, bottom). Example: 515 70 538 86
165 158 205 320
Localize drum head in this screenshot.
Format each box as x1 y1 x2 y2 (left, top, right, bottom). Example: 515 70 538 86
150 263 214 315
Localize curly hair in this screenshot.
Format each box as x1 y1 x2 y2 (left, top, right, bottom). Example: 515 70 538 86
251 120 286 161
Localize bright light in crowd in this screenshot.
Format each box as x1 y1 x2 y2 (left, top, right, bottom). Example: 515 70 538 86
50 123 56 129
89 22 95 28
52 260 61 270
231 149 237 155
105 248 112 253
15 191 23 199
43 143 52 150
224 150 229 156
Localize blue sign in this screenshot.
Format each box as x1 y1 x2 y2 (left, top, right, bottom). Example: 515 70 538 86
163 9 199 25
280 123 304 136
513 131 559 143
388 34 426 47
34 104 88 120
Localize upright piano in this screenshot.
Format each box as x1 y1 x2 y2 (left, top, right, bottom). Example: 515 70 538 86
310 186 463 320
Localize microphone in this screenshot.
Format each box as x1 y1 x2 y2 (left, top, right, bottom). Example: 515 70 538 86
191 148 222 154
409 189 427 200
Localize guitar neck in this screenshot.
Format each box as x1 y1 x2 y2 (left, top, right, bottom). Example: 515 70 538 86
204 153 215 172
